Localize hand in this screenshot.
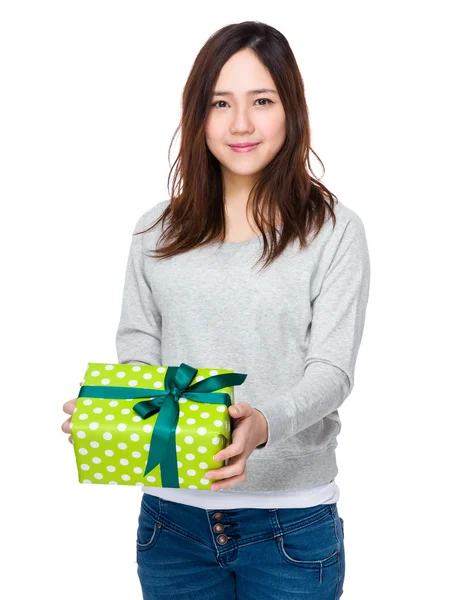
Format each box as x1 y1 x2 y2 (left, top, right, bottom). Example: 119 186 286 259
61 381 82 444
204 402 268 491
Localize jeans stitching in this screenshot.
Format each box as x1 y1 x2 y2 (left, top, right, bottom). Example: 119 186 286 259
137 503 162 551
158 517 212 549
270 505 339 574
279 541 339 571
332 509 343 600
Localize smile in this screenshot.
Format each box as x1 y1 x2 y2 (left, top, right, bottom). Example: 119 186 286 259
228 143 260 153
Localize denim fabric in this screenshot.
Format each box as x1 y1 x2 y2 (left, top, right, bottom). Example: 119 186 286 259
136 493 345 599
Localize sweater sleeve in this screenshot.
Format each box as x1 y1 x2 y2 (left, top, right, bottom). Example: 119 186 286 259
115 212 162 366
254 213 371 451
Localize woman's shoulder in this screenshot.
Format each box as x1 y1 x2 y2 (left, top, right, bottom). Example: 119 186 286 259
332 198 365 227
314 199 365 244
135 199 171 230
306 199 367 265
134 200 170 232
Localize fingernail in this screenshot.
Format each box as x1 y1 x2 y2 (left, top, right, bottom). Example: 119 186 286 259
231 407 238 416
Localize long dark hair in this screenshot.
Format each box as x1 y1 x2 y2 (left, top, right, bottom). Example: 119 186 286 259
137 20 338 271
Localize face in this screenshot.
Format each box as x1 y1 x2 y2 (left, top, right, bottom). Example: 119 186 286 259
205 48 286 182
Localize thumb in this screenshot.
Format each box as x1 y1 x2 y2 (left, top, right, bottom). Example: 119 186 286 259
229 402 251 418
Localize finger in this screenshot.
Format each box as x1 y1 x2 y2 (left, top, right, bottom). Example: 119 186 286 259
215 426 247 461
205 459 246 482
68 434 73 444
214 437 245 463
61 416 71 434
219 423 246 455
211 470 247 491
63 399 77 414
229 402 252 418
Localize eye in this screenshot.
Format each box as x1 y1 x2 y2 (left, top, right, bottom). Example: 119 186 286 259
210 98 274 108
255 98 273 106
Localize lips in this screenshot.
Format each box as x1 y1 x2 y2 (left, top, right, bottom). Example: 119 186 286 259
229 143 259 148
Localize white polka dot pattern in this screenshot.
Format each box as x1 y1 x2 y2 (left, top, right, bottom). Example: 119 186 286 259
71 363 234 489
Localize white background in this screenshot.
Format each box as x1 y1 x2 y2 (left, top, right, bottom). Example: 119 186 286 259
1 1 463 598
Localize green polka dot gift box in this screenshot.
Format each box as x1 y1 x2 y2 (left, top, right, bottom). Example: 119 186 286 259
70 362 247 489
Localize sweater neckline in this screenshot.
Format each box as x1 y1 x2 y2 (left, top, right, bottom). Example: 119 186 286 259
214 223 284 249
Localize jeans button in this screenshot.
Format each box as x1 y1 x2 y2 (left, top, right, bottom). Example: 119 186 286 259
217 534 229 545
213 523 224 533
212 512 224 520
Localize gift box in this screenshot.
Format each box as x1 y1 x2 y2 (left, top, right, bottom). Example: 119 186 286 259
71 362 247 489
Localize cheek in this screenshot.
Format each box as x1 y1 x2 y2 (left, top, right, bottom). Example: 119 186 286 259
260 111 286 144
205 127 223 159
266 119 286 139
261 128 286 161
205 118 224 142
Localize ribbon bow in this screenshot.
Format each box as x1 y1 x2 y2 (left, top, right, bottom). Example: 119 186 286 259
78 362 247 487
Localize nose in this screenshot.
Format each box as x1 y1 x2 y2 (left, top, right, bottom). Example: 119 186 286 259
230 106 254 134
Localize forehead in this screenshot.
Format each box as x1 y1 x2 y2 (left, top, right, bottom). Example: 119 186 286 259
213 49 275 94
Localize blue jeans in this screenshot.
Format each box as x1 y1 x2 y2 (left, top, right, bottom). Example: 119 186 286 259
136 493 345 599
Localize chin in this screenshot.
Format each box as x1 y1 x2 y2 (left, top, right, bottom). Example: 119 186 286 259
226 167 262 177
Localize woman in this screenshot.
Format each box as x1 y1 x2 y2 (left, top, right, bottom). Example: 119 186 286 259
62 20 370 599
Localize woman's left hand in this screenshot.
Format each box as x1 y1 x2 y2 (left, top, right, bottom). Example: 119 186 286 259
204 402 268 491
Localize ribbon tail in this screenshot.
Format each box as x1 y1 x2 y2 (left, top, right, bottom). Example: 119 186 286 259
160 426 180 488
143 395 178 478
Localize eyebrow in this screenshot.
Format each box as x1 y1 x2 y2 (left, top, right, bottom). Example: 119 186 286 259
212 88 278 97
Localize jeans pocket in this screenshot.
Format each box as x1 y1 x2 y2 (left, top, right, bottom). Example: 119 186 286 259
136 501 163 551
277 508 340 569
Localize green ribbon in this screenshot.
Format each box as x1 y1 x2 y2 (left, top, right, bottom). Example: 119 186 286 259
78 362 247 488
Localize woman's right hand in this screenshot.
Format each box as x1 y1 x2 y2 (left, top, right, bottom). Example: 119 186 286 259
61 381 82 444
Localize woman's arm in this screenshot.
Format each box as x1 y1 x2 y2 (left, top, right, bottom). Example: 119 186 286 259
254 213 371 451
115 210 162 366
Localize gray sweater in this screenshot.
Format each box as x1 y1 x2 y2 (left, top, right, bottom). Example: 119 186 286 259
115 199 370 492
